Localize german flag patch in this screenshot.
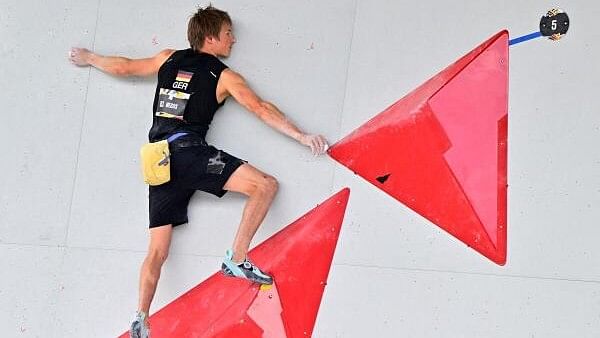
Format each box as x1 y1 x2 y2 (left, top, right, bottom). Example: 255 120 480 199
175 70 193 83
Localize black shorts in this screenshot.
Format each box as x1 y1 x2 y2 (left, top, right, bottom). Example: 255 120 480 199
148 137 245 228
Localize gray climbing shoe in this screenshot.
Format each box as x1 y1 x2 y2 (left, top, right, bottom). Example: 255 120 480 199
221 249 273 285
130 311 150 338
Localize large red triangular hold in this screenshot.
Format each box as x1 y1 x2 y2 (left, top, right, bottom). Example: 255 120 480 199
118 188 350 337
329 31 508 265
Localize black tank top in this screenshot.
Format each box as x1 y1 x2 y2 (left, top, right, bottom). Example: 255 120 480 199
148 49 228 142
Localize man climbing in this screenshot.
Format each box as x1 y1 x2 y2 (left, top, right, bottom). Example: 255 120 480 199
69 5 328 338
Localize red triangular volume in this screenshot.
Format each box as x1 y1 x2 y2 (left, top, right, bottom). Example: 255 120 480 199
118 188 350 337
329 31 508 265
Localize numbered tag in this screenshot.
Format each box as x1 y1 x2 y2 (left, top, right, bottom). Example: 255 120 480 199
155 88 191 120
539 8 569 41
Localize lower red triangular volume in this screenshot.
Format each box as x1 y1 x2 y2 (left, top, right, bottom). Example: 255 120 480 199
329 31 508 265
118 188 350 337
